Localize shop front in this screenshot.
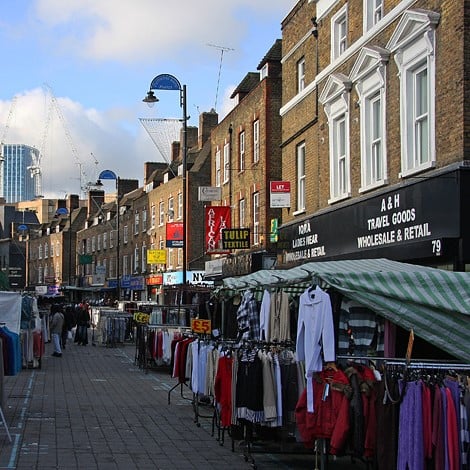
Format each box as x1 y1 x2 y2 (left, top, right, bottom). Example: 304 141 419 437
278 167 470 270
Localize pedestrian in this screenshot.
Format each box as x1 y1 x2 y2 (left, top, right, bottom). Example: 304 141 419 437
74 303 90 346
50 305 65 357
61 305 76 350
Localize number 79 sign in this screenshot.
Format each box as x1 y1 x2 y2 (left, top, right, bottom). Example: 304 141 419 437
191 319 212 334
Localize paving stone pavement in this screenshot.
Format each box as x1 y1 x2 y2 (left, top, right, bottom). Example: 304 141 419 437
0 338 327 470
0 336 371 470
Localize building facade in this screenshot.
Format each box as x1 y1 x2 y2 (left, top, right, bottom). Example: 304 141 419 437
1 144 37 203
279 0 470 271
206 39 283 279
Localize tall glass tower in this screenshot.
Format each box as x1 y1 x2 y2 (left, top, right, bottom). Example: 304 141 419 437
1 144 37 203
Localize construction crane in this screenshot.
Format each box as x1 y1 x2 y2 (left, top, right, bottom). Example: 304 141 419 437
42 83 88 197
0 96 19 198
27 95 54 199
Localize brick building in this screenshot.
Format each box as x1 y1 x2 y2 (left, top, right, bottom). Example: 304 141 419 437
279 0 470 270
206 39 283 279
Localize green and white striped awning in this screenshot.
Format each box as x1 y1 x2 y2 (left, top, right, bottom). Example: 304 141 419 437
220 259 470 362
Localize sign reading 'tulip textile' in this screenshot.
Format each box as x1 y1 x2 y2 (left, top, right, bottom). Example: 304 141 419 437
205 206 231 254
270 181 291 208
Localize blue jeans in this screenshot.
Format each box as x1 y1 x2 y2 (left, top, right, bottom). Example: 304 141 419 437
52 333 62 354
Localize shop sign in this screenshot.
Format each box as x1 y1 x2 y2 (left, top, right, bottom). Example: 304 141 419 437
147 249 166 264
120 275 131 288
205 206 231 254
166 222 183 248
129 276 145 290
164 271 183 285
191 318 211 334
47 285 60 296
205 258 223 277
133 312 150 324
35 285 47 295
146 274 163 286
222 229 250 250
279 175 460 263
270 181 291 208
198 186 222 201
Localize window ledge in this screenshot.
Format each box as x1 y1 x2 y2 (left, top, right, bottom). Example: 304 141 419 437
293 209 306 216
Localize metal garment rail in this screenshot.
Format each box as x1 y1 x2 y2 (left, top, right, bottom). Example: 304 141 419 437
335 355 470 370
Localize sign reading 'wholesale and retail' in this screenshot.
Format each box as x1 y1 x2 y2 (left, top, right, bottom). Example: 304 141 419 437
278 175 460 263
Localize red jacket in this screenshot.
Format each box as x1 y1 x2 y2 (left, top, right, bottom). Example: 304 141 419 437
295 368 352 454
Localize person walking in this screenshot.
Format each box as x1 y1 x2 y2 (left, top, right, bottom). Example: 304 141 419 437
61 305 76 350
50 306 65 357
75 303 90 346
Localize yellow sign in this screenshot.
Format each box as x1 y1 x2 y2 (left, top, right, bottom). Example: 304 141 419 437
191 318 212 334
133 312 150 324
147 249 166 264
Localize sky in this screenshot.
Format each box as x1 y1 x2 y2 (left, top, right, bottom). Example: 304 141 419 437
0 0 297 199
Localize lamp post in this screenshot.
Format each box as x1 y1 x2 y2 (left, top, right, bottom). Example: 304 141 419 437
97 170 120 301
143 74 188 285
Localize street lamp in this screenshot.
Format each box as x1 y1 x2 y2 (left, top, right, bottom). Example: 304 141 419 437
97 169 120 300
143 74 188 285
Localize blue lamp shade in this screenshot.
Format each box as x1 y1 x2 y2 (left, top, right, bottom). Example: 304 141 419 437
56 207 69 216
98 169 118 180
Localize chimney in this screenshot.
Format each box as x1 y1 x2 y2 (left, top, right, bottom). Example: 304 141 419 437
171 141 180 162
117 179 139 199
144 162 158 181
57 199 66 212
186 126 198 151
87 190 105 218
199 110 218 148
67 194 79 213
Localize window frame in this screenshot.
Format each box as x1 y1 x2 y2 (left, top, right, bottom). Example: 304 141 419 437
215 148 221 187
364 0 384 32
297 57 306 93
168 197 174 222
239 198 246 228
252 192 260 246
319 73 352 203
223 142 230 184
387 9 439 178
351 46 389 192
296 142 306 213
239 130 245 172
159 201 165 226
253 120 260 163
331 4 348 61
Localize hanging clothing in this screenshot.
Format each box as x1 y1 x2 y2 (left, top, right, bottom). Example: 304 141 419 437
337 297 384 359
236 349 264 423
295 368 352 454
236 290 260 341
268 290 290 342
214 353 234 428
259 290 270 341
296 286 335 412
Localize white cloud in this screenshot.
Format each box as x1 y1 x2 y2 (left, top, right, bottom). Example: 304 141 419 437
0 1 297 199
1 89 147 199
33 0 292 62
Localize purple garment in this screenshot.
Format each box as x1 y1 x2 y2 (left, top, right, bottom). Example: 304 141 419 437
397 380 424 470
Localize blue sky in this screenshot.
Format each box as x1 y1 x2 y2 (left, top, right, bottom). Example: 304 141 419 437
0 0 297 198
